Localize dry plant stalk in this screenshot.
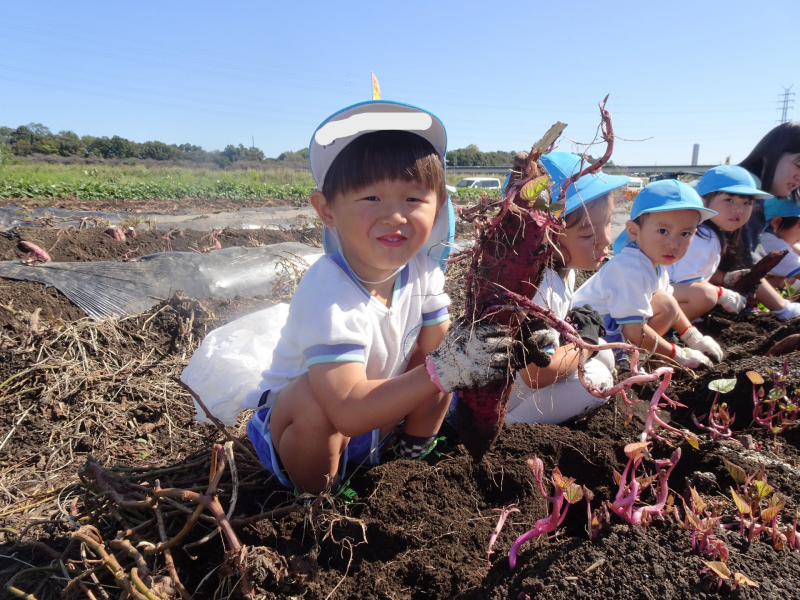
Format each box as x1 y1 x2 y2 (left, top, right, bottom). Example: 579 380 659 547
4 443 301 600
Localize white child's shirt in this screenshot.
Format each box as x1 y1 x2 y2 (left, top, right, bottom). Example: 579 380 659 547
666 228 722 284
531 267 574 347
572 245 672 326
243 251 450 409
757 232 800 279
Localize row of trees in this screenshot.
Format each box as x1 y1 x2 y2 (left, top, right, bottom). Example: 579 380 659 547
1 123 523 167
0 123 311 167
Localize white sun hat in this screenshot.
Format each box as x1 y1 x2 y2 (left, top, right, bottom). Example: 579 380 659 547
309 100 454 267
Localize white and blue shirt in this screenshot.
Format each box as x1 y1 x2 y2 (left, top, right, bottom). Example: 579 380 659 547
666 228 722 284
757 232 800 279
244 250 450 409
572 245 672 326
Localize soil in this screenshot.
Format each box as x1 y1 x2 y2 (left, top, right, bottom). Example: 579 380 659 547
1 198 799 600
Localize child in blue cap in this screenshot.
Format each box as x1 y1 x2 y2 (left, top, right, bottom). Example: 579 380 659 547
506 152 627 423
574 179 722 368
666 166 772 319
666 166 800 321
759 197 800 287
243 101 527 494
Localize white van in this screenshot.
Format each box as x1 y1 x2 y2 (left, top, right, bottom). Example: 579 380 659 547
455 177 502 189
626 177 644 193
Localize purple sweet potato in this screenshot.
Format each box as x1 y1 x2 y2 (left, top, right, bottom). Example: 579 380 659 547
457 100 615 461
18 241 51 263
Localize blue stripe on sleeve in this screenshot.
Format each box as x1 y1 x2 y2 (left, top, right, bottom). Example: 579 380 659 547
787 266 800 279
615 316 646 325
676 277 704 284
304 343 366 367
422 306 449 326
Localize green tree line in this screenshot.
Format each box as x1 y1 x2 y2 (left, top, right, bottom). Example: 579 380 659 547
0 123 311 167
1 122 530 168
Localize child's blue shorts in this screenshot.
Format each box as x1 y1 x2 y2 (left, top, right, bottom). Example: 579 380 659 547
246 406 385 491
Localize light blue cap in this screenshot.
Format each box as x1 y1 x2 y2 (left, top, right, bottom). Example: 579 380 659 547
540 152 630 216
696 165 773 199
764 197 800 228
613 179 717 254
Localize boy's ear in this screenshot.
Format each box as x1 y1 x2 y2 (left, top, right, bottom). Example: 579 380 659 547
625 219 640 241
769 216 782 231
310 191 335 227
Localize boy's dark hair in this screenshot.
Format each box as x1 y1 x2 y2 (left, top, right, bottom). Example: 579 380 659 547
739 122 800 201
322 130 446 207
773 215 800 233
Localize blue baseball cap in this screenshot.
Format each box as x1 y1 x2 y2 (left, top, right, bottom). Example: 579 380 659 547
613 179 717 254
764 197 800 227
540 152 630 216
696 165 773 199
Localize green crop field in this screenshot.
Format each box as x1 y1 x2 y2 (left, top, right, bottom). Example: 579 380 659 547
0 162 501 202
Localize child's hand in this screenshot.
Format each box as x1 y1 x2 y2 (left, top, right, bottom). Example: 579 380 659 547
721 269 750 288
717 287 746 313
670 345 713 369
517 315 558 368
679 326 723 363
425 318 515 393
567 305 604 345
518 328 558 368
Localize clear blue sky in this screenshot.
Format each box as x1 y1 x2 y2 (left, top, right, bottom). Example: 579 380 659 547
1 1 795 166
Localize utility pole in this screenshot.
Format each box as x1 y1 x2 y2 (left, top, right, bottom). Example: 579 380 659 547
777 86 795 124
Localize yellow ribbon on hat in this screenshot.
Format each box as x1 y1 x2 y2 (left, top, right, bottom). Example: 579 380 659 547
371 72 381 100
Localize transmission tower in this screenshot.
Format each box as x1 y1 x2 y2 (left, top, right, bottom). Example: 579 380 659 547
777 86 795 124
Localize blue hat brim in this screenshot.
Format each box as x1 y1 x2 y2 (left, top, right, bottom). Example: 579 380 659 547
764 198 800 228
707 184 772 200
563 173 631 216
631 203 718 223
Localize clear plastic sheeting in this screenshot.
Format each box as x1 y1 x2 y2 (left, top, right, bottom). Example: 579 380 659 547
0 243 323 319
0 205 318 232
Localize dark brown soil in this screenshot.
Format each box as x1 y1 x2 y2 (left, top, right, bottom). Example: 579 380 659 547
1 201 799 600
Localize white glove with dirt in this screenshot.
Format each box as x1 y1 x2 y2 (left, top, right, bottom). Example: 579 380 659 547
680 326 723 363
425 317 515 393
670 344 713 369
721 269 750 289
717 287 746 314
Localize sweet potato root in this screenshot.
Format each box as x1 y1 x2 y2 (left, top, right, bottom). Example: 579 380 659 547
731 250 789 296
18 240 51 263
767 334 800 357
105 227 125 241
456 100 616 461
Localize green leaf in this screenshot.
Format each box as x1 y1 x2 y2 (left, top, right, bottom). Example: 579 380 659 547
723 458 748 485
752 480 774 500
730 488 751 515
519 175 551 201
563 483 584 504
708 378 736 394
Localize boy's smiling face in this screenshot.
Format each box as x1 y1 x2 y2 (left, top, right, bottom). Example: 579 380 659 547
625 209 701 266
311 178 439 283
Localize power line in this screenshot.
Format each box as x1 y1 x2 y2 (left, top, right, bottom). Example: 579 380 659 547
777 86 795 124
